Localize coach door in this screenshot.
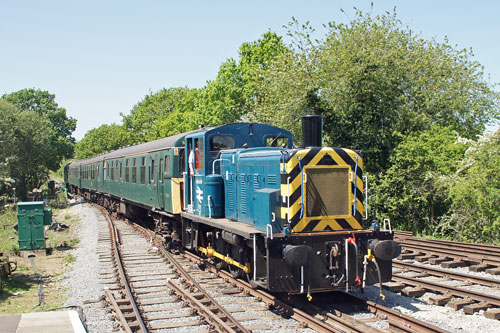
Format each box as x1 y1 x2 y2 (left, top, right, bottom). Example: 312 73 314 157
148 154 159 209
157 154 165 210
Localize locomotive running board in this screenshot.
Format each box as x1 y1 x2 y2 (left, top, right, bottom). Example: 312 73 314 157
181 212 264 239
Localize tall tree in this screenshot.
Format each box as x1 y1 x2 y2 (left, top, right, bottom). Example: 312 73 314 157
0 100 56 200
2 88 77 168
250 10 500 173
196 31 290 126
122 87 200 142
75 124 135 159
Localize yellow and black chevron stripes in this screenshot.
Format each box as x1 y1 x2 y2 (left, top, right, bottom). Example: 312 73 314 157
280 147 364 233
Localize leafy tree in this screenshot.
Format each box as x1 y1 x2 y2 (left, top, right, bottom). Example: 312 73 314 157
196 31 290 126
443 129 500 243
250 10 499 173
120 32 289 140
2 88 77 168
0 101 17 203
0 100 56 200
122 87 200 142
373 126 469 234
75 124 135 159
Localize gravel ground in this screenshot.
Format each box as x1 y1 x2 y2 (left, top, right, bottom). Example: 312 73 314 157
350 284 500 332
60 202 116 332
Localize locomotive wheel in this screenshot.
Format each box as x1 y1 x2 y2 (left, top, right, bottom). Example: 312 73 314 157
228 245 245 279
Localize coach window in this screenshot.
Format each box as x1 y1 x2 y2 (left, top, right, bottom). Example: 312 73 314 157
132 159 137 183
165 155 171 176
140 157 146 184
115 162 119 181
150 157 155 184
154 155 158 183
125 159 129 182
179 149 185 173
159 158 163 180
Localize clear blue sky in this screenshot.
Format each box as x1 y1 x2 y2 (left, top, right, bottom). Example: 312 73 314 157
1 1 499 140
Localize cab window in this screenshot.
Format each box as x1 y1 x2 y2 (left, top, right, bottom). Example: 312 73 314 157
210 135 234 158
266 136 288 147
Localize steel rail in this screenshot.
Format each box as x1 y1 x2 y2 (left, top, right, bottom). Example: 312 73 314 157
399 243 500 267
99 207 148 333
181 251 347 332
130 222 249 333
104 288 133 333
184 250 437 333
295 297 386 333
126 219 447 332
167 279 240 333
397 238 500 259
393 260 500 288
339 292 448 333
394 231 500 253
392 274 500 307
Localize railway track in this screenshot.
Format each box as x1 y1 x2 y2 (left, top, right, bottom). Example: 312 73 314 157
393 230 500 320
93 205 447 332
130 218 444 332
95 206 317 332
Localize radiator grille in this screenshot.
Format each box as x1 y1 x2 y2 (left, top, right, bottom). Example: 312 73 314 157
228 178 234 211
267 174 277 185
240 174 246 214
306 168 348 217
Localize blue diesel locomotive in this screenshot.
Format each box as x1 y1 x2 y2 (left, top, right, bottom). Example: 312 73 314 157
65 116 400 297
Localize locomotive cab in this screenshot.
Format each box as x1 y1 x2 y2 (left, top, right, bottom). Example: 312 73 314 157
183 123 292 218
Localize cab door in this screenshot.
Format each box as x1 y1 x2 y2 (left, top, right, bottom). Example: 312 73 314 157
157 154 165 210
162 151 173 213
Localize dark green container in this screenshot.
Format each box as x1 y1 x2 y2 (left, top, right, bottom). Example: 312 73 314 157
17 201 52 250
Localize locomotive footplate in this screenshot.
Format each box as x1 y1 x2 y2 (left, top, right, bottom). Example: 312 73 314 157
263 230 400 294
181 212 264 239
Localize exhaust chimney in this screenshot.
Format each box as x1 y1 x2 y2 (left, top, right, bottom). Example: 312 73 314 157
301 115 323 148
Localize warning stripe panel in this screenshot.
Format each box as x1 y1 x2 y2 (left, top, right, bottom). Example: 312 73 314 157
280 147 364 233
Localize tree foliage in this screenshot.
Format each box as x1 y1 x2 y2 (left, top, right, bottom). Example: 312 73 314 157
0 100 56 200
118 32 289 145
75 124 135 160
2 88 77 167
195 31 289 126
373 126 469 234
442 130 500 243
249 11 499 173
121 87 200 142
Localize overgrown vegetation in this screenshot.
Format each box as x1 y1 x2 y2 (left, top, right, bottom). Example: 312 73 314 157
0 89 76 201
0 208 18 255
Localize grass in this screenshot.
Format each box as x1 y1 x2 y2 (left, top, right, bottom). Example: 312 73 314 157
0 208 18 256
0 202 81 314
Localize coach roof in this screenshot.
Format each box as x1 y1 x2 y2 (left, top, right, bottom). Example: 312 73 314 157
69 127 215 167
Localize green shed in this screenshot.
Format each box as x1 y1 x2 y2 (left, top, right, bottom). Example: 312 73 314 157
17 201 52 251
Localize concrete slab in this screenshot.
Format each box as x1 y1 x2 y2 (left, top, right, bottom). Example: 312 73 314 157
0 311 85 333
0 313 22 333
